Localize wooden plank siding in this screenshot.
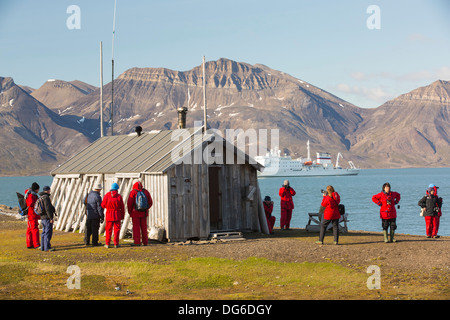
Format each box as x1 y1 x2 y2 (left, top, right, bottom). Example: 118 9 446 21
165 161 260 241
166 161 210 241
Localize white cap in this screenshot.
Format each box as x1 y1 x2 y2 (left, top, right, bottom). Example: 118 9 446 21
93 184 103 191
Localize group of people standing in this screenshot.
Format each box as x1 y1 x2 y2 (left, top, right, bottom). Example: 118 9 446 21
23 178 444 249
262 180 444 244
24 183 55 251
24 180 153 251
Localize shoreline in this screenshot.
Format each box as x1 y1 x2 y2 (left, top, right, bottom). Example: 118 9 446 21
0 205 443 239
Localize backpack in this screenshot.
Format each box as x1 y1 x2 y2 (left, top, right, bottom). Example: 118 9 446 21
135 190 149 211
338 204 345 216
34 196 45 216
16 192 28 216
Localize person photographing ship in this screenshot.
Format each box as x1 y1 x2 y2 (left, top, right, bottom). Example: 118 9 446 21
279 180 296 230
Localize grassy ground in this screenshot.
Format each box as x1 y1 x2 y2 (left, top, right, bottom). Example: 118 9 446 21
0 215 448 300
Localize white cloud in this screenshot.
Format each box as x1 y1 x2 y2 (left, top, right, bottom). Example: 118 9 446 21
435 66 450 80
350 72 366 81
334 83 394 105
349 66 450 83
407 33 434 43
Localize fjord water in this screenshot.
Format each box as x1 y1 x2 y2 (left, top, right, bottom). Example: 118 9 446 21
0 168 448 236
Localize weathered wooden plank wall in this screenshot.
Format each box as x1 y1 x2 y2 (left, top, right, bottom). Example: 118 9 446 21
167 160 209 241
142 173 168 234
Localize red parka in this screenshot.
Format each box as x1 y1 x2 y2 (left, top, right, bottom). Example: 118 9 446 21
263 201 273 219
426 186 442 217
321 192 341 220
372 191 401 219
101 190 125 222
127 182 153 218
279 187 296 210
25 189 40 220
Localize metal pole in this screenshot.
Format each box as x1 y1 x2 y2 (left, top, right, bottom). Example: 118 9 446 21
202 56 207 132
111 0 117 136
100 41 104 137
111 60 114 136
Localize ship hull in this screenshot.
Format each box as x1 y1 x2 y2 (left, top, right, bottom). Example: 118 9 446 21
257 168 360 177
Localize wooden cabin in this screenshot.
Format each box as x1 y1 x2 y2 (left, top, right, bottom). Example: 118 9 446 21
50 127 268 242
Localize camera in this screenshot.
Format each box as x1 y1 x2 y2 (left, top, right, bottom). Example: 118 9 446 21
321 189 326 195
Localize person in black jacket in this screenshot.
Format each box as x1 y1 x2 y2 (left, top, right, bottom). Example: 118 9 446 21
418 187 443 238
39 186 56 252
84 184 104 246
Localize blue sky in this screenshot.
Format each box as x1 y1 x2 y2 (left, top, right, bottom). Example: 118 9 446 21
1 0 449 108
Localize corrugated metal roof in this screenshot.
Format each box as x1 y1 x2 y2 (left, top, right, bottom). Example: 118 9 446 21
51 128 263 175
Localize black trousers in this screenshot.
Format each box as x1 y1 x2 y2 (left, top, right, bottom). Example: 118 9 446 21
319 218 339 243
381 218 397 231
85 219 101 245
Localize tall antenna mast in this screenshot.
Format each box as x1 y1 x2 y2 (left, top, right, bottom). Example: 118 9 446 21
307 140 311 160
100 41 104 137
202 56 207 132
110 0 117 136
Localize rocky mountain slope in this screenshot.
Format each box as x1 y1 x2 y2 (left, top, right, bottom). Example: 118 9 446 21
31 79 96 112
59 58 365 165
351 80 450 168
0 77 95 175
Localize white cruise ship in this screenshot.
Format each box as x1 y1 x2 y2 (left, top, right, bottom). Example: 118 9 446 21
255 141 360 177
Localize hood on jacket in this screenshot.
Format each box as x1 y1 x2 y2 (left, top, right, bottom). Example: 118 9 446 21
133 181 143 190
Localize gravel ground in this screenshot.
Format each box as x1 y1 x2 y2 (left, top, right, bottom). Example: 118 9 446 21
1 205 449 275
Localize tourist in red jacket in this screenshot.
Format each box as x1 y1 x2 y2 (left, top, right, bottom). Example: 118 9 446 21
372 182 401 243
419 185 443 238
425 184 442 238
316 185 341 245
127 181 153 246
101 183 125 248
279 180 296 230
25 182 40 249
263 196 275 234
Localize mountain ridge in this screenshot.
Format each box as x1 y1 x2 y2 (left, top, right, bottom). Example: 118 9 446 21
1 58 449 175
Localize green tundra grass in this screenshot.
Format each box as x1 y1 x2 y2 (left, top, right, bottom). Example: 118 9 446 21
0 217 448 300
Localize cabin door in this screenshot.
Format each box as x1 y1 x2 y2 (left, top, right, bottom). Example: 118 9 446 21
208 166 222 231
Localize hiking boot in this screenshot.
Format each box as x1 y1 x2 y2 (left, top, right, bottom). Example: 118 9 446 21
390 229 396 243
383 230 389 243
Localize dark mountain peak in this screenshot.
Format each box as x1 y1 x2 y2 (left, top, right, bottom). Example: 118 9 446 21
204 58 255 74
0 77 16 92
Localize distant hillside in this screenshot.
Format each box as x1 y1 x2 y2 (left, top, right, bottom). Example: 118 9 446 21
351 80 450 168
59 58 365 166
0 77 95 176
31 79 97 112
